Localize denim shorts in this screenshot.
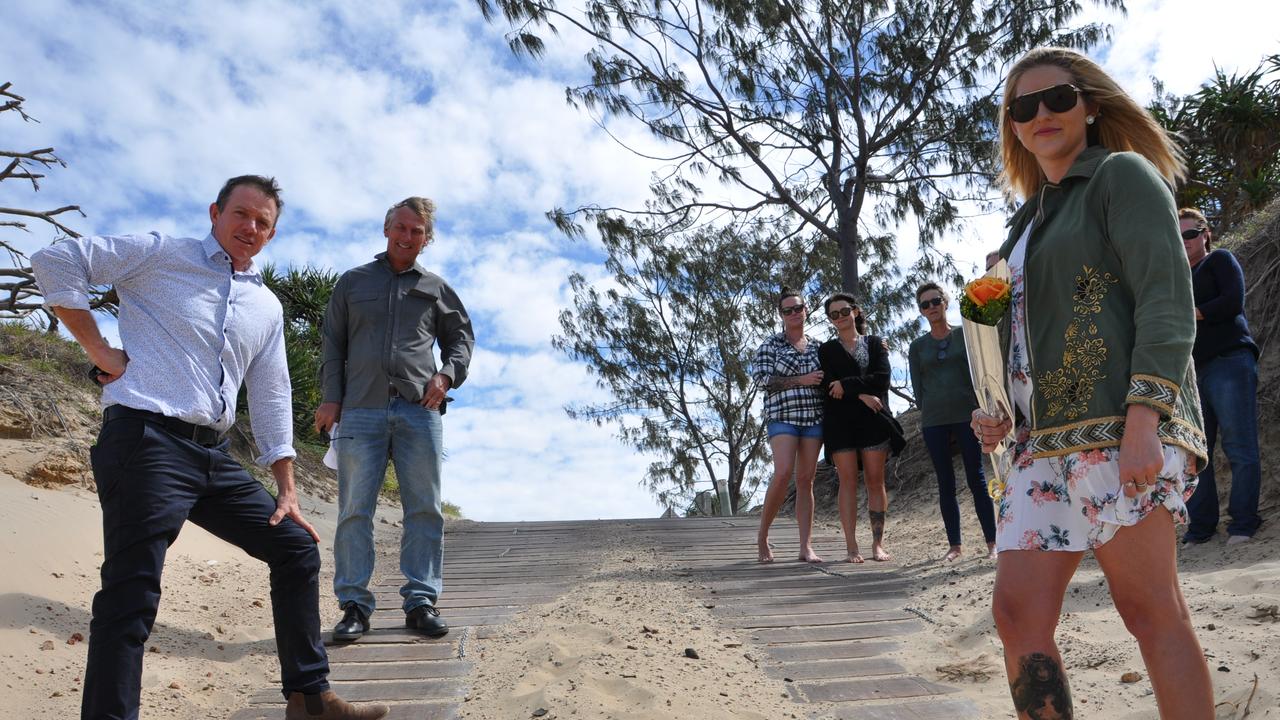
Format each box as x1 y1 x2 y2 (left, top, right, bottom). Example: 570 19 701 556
766 420 823 439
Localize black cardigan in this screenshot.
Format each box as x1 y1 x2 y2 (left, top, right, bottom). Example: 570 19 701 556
1191 249 1259 369
818 335 904 455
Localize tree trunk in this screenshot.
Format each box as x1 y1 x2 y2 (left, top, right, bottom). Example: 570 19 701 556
715 477 733 516
838 227 860 296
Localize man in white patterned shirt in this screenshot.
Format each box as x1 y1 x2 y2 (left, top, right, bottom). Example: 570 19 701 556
30 176 387 720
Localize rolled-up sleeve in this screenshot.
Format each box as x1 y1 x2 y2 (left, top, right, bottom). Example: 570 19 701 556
245 314 296 466
435 282 474 388
30 233 162 310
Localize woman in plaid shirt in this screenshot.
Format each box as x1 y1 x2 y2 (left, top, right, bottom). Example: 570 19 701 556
752 289 826 563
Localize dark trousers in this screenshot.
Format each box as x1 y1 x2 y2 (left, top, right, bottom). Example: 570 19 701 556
1186 349 1263 540
922 422 997 547
82 415 329 720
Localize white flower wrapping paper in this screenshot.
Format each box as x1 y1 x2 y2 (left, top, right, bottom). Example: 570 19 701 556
962 258 1015 499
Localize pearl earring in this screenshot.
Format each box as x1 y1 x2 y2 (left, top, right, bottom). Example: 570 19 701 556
1086 115 1096 125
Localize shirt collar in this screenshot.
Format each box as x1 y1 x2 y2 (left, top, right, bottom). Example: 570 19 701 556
202 233 262 278
375 251 427 276
1004 145 1113 228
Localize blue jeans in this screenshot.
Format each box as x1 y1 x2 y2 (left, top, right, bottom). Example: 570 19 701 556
334 399 444 616
922 422 996 547
1186 349 1263 539
84 413 328 719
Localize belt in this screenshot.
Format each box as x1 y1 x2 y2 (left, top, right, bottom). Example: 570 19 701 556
103 405 224 447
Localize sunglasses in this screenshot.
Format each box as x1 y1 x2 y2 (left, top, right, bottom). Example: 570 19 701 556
919 297 944 311
1008 84 1082 123
936 337 951 362
780 304 806 316
1181 227 1207 241
827 307 855 319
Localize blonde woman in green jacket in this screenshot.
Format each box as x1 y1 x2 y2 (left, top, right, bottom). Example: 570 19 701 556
972 47 1212 719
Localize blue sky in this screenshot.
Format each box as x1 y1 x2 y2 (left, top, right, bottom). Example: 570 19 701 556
2 0 1276 521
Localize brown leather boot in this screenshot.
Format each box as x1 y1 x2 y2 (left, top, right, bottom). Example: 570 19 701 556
284 690 389 719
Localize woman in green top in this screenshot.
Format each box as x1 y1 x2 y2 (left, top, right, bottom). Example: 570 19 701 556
908 283 996 562
971 47 1212 718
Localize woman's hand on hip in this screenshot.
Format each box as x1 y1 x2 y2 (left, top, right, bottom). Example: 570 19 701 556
1119 404 1162 498
858 393 883 412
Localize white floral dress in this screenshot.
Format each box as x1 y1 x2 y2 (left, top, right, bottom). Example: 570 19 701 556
995 229 1199 552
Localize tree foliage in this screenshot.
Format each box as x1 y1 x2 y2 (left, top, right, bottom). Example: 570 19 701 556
555 221 824 511
1149 55 1280 233
1 82 112 329
478 0 1120 304
260 264 338 445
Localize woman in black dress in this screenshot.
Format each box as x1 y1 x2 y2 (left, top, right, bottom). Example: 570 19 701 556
819 293 902 562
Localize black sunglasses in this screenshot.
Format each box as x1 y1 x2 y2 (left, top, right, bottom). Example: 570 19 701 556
780 304 805 316
919 297 944 311
827 307 855 319
936 337 950 362
1008 83 1082 123
1181 227 1207 241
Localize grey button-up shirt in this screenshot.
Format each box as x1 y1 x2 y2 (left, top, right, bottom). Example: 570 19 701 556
321 253 474 409
30 233 295 466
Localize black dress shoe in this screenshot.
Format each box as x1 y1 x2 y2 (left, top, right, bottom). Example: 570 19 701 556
405 604 448 638
333 603 369 642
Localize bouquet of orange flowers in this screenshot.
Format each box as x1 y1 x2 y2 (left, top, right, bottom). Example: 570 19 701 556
959 277 1012 326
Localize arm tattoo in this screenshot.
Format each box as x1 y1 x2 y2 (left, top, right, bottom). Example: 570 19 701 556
1010 652 1072 719
869 510 886 544
765 375 799 391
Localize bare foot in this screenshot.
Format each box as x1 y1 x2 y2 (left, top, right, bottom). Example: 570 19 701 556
757 539 775 563
871 544 892 562
845 551 865 563
799 548 824 563
943 546 962 562
985 543 998 559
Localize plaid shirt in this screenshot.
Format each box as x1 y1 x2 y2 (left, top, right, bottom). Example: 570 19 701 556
752 333 824 426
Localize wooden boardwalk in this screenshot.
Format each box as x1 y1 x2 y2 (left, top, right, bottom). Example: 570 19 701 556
233 517 978 719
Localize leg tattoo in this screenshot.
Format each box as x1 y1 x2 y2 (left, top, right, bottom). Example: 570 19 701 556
869 510 886 545
1009 652 1072 719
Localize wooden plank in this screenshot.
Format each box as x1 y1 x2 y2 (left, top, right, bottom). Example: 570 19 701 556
367 613 512 630
326 629 457 645
711 597 907 615
752 620 920 644
328 660 470 681
760 640 899 662
797 676 956 703
722 609 913 629
326 643 458 662
762 657 905 680
703 583 909 599
250 679 467 704
823 698 981 719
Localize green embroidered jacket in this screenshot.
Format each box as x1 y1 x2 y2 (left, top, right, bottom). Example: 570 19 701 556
997 146 1208 471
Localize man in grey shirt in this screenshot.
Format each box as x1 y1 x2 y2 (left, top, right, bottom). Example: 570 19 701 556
314 196 474 642
31 176 386 720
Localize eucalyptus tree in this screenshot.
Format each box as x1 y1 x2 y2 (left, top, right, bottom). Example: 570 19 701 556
477 0 1121 303
555 221 823 513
